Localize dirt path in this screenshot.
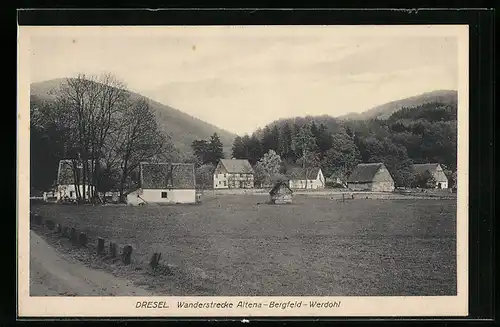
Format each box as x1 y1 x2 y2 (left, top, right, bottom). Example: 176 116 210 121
30 230 152 296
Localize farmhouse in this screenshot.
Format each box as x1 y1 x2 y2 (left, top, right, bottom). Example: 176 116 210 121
269 181 293 204
213 159 254 189
131 162 196 205
56 159 96 201
286 167 325 189
347 163 395 192
413 163 449 189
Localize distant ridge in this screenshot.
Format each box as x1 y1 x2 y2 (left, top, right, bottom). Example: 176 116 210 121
338 90 458 121
30 78 237 157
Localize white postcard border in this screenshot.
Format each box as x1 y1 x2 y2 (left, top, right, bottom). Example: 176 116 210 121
17 24 469 318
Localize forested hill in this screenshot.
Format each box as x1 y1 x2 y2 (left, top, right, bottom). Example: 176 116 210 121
30 79 236 156
232 98 457 188
338 90 458 120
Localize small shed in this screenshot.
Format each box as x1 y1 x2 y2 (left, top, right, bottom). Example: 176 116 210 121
269 181 293 204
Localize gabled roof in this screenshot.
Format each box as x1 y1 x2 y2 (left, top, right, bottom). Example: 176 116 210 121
219 159 254 174
347 163 385 183
140 162 195 189
57 159 95 185
286 167 321 180
413 163 441 174
269 181 293 196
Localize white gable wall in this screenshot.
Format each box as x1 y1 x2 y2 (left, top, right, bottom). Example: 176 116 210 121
140 189 196 204
57 184 96 201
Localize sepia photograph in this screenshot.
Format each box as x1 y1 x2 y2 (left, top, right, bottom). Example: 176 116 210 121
17 25 469 317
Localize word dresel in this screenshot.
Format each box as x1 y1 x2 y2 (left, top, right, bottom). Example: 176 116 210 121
135 300 342 310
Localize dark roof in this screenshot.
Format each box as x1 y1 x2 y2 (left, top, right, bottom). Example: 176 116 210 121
57 159 95 185
413 163 441 174
269 181 293 196
347 163 385 183
220 159 254 174
140 162 195 189
286 167 321 180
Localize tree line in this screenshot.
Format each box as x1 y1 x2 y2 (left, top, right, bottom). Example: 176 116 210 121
224 101 457 188
30 73 176 202
32 74 457 197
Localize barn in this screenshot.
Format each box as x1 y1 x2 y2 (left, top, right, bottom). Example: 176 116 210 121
413 163 449 189
132 162 196 205
347 163 395 192
269 181 293 204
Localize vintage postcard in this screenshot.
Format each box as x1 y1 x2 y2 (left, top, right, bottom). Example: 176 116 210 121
17 25 469 317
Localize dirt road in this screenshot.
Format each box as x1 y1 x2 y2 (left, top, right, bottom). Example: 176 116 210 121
30 231 152 296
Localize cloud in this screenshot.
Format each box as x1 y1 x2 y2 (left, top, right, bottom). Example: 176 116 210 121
29 28 459 135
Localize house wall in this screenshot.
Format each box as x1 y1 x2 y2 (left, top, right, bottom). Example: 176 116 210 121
126 190 146 206
371 181 395 192
56 184 96 200
432 165 449 188
289 174 325 189
141 189 196 204
347 182 372 191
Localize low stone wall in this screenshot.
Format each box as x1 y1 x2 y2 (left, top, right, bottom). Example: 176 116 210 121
29 210 173 276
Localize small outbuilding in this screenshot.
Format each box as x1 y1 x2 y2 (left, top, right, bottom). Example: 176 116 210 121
413 163 449 189
269 181 293 204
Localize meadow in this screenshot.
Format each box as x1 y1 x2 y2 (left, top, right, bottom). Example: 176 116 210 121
31 194 457 296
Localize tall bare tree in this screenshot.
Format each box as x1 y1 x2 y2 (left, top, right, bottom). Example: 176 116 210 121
55 73 128 202
111 97 169 201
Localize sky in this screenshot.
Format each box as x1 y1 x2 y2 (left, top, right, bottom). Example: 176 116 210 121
28 26 461 135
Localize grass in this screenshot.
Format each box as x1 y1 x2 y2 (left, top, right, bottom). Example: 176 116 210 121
31 194 457 296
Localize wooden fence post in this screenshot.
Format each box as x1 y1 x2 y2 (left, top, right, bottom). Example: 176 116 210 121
69 228 77 244
34 214 42 225
149 252 162 269
121 245 133 265
109 242 117 258
45 219 55 230
78 232 88 247
97 238 105 254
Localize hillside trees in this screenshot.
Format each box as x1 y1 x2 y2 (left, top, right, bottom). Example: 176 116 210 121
30 73 173 202
191 133 225 166
320 132 360 182
229 100 456 189
30 95 69 191
107 97 170 201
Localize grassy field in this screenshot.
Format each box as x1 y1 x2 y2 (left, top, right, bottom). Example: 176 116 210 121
31 194 457 296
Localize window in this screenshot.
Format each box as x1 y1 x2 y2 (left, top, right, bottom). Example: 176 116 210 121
224 181 227 186
70 191 73 197
161 192 168 198
224 174 226 178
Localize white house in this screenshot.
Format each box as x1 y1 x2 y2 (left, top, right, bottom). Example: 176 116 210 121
127 162 196 205
286 167 325 190
213 159 254 189
413 163 449 189
56 159 96 201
